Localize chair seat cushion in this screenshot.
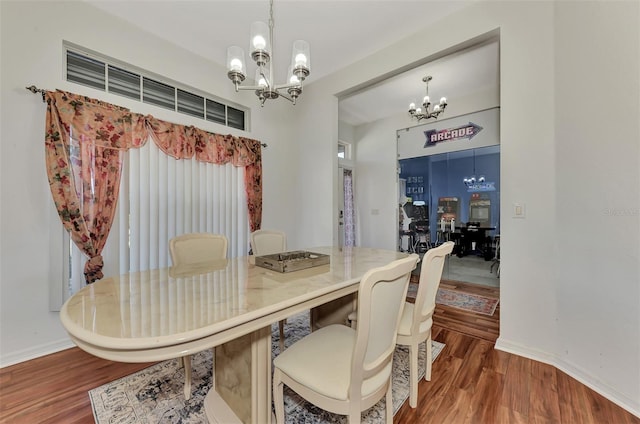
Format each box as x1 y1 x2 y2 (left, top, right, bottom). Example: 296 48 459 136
273 324 390 400
397 303 432 336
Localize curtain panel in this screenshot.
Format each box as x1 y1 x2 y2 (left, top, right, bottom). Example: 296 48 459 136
44 90 262 284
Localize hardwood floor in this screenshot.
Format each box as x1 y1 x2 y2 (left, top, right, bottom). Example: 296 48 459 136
394 325 640 424
1 285 638 423
0 349 153 423
396 278 639 423
434 279 500 343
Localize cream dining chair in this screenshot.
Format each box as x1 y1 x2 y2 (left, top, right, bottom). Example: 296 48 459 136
273 254 419 424
168 232 228 400
397 241 454 408
250 229 288 352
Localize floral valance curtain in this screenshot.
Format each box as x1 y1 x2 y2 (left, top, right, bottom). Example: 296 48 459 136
44 90 262 283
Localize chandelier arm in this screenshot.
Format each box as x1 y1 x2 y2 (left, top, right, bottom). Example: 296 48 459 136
277 92 295 103
259 68 271 88
274 82 302 90
236 84 265 91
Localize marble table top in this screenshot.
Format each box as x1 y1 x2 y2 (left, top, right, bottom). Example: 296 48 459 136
60 246 414 360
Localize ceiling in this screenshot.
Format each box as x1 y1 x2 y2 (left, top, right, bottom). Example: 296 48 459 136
85 0 498 126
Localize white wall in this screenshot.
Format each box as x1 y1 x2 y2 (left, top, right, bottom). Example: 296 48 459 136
0 0 297 365
553 0 640 409
292 0 639 416
338 120 355 144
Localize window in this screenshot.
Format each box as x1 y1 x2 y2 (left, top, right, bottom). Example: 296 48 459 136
53 42 255 308
67 50 105 90
177 89 204 118
108 65 140 100
143 77 175 110
338 141 352 159
206 99 226 124
58 140 250 305
64 42 248 131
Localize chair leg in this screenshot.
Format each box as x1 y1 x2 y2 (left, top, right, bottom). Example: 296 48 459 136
425 336 432 381
385 379 393 423
273 369 285 424
278 320 286 352
183 355 192 400
409 342 418 408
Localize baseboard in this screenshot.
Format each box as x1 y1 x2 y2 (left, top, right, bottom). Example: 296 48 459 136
0 339 75 368
495 337 640 419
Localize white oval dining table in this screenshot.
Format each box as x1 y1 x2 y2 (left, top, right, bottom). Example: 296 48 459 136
61 246 414 423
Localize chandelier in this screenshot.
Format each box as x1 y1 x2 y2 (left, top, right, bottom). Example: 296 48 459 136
226 0 310 107
463 150 484 187
408 75 447 122
463 175 486 187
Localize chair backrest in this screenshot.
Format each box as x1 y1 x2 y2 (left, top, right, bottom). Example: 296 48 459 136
412 241 454 329
250 229 287 256
350 254 419 399
169 233 228 266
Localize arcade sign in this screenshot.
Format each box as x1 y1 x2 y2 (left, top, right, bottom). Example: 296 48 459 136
424 122 483 148
466 181 496 192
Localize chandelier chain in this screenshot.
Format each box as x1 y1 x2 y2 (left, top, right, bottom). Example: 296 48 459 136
269 0 274 31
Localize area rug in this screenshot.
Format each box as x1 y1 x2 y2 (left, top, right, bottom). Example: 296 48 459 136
407 283 499 316
90 312 445 424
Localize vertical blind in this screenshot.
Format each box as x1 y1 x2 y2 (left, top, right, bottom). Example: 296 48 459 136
66 137 249 297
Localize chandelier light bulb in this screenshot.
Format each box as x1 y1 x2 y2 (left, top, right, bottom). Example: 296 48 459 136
423 96 430 104
295 53 307 67
415 107 422 115
409 102 416 110
433 105 440 112
440 97 447 105
229 58 243 72
258 76 268 87
253 35 267 50
289 74 300 84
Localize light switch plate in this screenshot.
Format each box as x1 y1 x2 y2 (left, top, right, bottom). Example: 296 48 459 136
513 202 526 218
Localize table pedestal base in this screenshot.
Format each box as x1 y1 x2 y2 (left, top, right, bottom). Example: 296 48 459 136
204 326 272 424
310 293 356 331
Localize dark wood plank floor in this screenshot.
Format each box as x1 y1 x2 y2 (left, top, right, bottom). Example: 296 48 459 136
396 278 639 423
395 324 639 424
434 279 500 343
0 348 154 423
1 280 638 423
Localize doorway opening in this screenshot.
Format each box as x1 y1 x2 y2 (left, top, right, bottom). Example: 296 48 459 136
339 167 356 247
399 145 500 288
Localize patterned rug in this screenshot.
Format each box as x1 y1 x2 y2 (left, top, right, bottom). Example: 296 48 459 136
90 312 445 423
407 283 499 316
